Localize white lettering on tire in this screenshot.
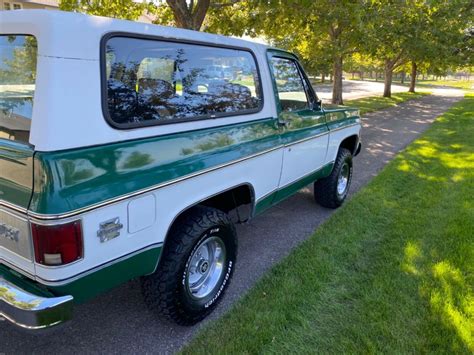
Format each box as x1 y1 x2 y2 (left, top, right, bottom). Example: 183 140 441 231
204 261 233 308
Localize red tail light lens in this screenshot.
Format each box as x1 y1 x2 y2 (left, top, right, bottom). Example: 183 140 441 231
32 221 83 266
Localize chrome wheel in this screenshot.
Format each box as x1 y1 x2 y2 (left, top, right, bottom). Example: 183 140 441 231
186 236 226 300
337 162 350 196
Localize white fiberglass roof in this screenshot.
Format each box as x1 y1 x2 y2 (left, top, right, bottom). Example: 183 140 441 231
0 10 269 61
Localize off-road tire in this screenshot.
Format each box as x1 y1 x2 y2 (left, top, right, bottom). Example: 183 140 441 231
141 206 237 325
314 148 353 208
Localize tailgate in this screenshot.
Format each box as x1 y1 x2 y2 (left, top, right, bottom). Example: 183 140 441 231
0 34 37 275
0 141 35 275
0 141 34 209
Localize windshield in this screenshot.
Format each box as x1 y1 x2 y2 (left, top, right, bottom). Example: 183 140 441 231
0 35 37 144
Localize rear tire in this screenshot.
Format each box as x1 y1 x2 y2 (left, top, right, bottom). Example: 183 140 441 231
314 148 353 208
141 206 237 325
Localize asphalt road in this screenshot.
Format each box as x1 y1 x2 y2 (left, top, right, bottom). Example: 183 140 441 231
0 88 464 354
316 79 408 101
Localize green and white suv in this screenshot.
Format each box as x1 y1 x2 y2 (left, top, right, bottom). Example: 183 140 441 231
0 10 361 329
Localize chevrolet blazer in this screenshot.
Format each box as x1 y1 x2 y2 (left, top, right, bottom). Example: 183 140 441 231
0 10 361 328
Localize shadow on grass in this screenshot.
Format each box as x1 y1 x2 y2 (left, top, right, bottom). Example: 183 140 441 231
330 95 473 351
348 92 431 115
389 98 474 352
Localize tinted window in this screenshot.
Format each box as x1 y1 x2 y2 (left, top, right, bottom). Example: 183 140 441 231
270 57 309 112
104 37 262 127
0 35 37 144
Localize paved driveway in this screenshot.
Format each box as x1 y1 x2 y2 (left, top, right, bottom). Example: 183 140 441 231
0 89 464 354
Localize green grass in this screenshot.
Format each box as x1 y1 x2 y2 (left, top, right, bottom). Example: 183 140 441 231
416 80 473 91
347 91 431 115
182 94 474 354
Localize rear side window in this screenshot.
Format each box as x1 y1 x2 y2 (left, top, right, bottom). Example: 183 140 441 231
103 36 263 128
0 35 37 144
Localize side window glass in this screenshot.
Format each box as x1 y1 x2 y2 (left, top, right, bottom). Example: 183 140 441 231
270 57 309 112
0 35 38 144
104 37 263 127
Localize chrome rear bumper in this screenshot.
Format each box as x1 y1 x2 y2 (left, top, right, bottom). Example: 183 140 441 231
0 276 73 330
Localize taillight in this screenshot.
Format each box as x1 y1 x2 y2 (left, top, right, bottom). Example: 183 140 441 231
31 221 83 266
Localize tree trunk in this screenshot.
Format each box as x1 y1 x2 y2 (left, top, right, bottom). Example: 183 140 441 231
383 59 393 98
360 71 364 80
321 73 325 83
332 55 343 105
329 74 333 82
409 61 417 93
166 0 210 30
375 72 378 82
400 71 405 84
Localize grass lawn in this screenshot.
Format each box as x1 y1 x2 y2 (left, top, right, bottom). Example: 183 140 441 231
182 94 474 354
415 80 473 91
347 92 431 115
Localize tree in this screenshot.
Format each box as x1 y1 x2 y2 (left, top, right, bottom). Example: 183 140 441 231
163 0 210 30
59 0 146 20
404 0 473 92
318 0 366 104
206 0 367 104
344 53 381 81
410 0 474 91
151 0 242 31
363 1 420 97
408 61 418 92
0 36 37 85
290 1 366 104
365 0 473 96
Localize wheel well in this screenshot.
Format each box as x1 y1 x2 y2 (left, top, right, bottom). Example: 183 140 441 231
339 135 359 155
199 184 254 223
154 184 253 275
169 184 254 230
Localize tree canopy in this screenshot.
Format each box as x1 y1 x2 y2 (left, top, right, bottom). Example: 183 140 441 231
59 0 474 101
59 0 146 20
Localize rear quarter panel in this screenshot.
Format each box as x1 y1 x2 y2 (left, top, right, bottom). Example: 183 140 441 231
30 120 283 289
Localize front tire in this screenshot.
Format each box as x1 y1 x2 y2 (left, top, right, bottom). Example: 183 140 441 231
314 148 353 208
141 206 237 325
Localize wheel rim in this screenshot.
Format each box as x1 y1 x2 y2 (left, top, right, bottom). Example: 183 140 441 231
337 162 350 196
186 236 226 300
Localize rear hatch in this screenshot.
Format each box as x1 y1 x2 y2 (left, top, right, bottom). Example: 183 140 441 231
0 34 37 275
